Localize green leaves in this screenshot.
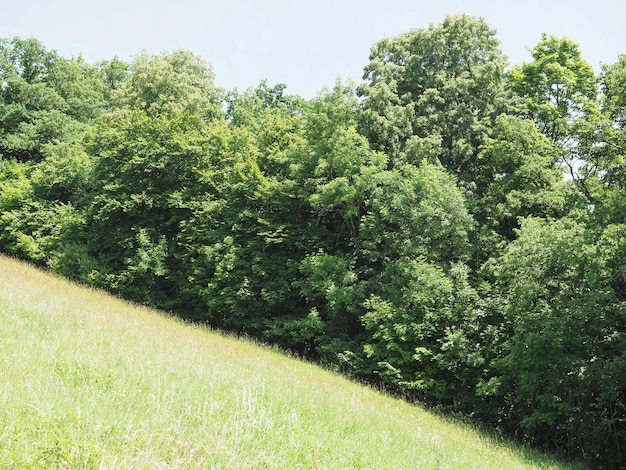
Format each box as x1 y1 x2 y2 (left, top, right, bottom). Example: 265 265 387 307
475 114 567 239
361 161 473 265
508 34 598 146
115 50 222 120
485 216 626 461
359 14 507 179
0 38 106 162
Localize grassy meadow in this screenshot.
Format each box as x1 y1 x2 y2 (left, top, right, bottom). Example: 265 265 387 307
0 254 580 469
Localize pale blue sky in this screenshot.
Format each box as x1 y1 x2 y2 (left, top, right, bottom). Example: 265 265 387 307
3 0 625 98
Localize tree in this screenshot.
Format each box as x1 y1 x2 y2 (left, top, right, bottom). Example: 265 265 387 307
359 161 473 268
182 82 386 357
82 50 224 305
599 56 626 222
115 49 222 120
484 216 625 464
349 160 479 401
508 34 597 143
293 83 387 359
358 14 507 184
0 38 105 273
0 38 106 162
581 55 626 223
507 34 598 187
474 114 568 240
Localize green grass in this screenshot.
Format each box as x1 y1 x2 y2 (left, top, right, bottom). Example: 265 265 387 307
0 254 581 469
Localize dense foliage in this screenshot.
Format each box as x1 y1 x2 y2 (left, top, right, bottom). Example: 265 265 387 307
0 17 624 467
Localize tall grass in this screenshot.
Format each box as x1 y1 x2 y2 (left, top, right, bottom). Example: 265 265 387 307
0 255 580 469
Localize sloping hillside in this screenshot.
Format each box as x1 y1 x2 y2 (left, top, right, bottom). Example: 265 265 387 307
0 255 577 469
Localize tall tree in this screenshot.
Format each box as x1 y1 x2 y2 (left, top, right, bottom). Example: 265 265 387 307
115 49 222 120
484 216 626 464
507 34 598 188
183 82 386 357
358 14 508 184
354 160 479 403
585 55 626 223
508 34 598 144
83 50 224 305
0 38 106 161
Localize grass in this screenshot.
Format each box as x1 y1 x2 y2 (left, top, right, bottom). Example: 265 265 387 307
0 254 581 469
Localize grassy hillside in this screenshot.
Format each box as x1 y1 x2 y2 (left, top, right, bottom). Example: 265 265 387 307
0 254 579 469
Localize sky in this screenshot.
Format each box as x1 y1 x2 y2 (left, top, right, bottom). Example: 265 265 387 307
3 0 626 98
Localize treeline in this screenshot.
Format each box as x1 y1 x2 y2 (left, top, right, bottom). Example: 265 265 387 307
0 15 624 467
